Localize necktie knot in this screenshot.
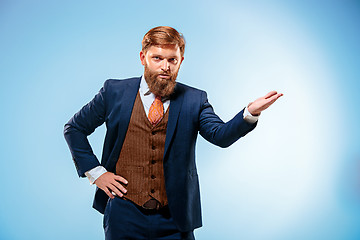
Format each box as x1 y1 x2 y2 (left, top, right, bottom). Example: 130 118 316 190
148 96 164 126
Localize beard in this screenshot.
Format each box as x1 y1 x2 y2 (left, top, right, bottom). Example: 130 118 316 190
143 63 179 98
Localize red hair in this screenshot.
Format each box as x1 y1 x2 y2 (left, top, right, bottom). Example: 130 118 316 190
142 26 185 57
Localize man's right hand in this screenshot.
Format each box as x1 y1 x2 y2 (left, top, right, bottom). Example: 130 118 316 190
94 172 128 199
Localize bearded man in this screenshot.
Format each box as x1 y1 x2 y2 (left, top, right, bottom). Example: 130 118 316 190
64 26 282 240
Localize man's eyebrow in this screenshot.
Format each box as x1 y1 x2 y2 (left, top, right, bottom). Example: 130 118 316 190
152 54 178 59
165 55 179 59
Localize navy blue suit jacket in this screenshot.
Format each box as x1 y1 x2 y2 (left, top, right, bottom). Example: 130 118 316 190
64 77 257 232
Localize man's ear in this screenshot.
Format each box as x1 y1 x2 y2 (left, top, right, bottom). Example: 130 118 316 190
140 51 146 66
180 56 184 64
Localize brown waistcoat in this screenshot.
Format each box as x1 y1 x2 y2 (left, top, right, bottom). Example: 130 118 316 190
115 92 169 206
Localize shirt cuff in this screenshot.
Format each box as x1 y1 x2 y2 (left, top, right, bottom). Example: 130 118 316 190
243 107 260 124
85 166 107 185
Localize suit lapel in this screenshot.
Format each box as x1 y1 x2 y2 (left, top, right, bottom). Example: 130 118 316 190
105 77 141 171
164 84 184 160
117 78 141 136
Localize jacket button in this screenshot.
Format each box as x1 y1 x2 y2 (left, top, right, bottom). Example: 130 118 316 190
151 175 156 179
151 189 155 193
152 146 156 150
151 160 156 164
152 131 156 135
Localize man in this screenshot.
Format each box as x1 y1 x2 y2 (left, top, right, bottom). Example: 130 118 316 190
64 26 282 240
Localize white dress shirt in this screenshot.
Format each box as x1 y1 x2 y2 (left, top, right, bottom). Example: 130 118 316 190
85 76 259 184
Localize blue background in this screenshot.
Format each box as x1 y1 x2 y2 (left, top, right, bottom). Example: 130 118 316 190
1 0 360 239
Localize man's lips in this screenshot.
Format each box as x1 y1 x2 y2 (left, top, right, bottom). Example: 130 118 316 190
158 74 170 79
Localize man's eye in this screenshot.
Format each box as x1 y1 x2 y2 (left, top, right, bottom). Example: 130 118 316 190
170 58 177 63
153 56 160 60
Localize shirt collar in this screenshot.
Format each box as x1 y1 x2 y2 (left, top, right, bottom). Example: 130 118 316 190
140 75 151 96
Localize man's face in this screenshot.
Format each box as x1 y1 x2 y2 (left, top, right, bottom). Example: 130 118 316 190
140 44 184 98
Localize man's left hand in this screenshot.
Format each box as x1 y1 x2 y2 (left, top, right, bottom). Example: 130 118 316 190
248 91 283 116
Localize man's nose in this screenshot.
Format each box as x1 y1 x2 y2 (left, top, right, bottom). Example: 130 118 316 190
161 60 170 71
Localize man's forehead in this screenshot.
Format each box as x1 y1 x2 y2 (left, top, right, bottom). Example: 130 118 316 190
147 44 180 53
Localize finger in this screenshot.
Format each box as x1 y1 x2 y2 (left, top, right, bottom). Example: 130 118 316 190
108 184 124 197
114 175 128 185
103 187 115 199
265 93 283 106
111 180 128 194
264 91 278 99
270 93 283 102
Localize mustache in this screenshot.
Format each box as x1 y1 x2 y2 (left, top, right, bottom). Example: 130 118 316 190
156 72 171 79
157 71 170 76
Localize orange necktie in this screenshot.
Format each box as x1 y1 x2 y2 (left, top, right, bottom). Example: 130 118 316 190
148 96 164 125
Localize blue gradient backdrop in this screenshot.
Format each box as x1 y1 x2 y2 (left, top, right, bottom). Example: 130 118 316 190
1 1 359 239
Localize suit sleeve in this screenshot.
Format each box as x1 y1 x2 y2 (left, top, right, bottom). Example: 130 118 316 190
198 91 257 148
63 80 108 177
